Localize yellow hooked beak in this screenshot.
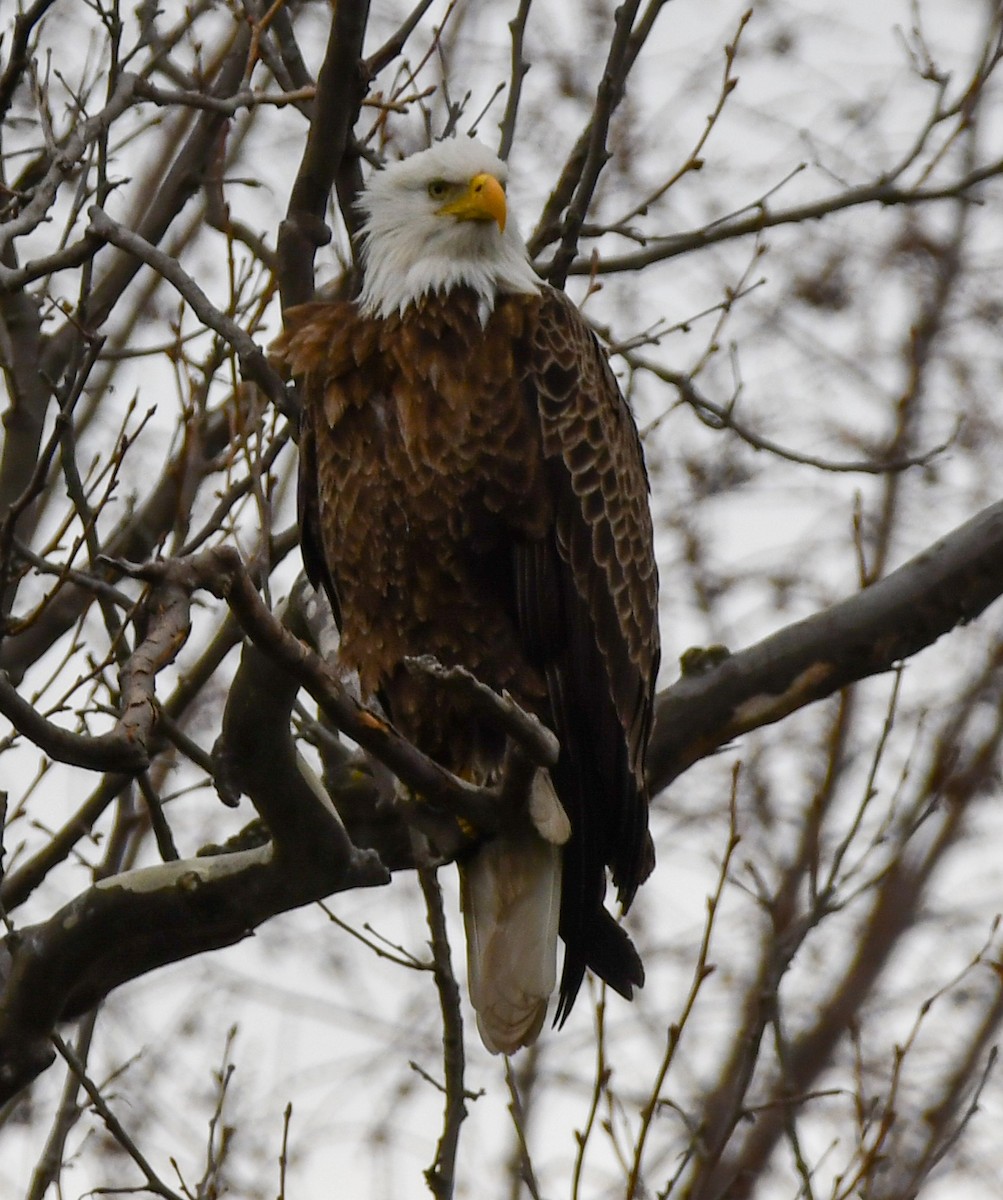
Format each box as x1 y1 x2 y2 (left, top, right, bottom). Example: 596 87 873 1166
438 172 507 232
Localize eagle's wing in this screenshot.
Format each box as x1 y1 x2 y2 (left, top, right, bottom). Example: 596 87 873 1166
515 287 660 1022
274 301 354 627
297 390 342 626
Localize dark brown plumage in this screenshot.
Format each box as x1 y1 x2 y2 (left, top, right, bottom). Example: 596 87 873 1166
273 136 658 1052
277 282 659 1032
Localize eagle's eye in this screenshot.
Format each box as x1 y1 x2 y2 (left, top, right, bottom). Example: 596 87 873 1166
427 179 450 200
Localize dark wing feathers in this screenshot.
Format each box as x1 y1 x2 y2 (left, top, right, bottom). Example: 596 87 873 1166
296 399 341 624
517 287 659 1020
278 301 355 627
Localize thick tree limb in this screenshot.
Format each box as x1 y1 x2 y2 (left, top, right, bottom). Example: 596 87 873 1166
0 835 386 1105
276 0 371 308
0 576 388 1106
646 498 1003 795
0 537 574 1103
0 533 556 1102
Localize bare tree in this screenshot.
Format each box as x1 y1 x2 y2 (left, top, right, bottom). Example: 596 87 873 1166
2 1 1003 1196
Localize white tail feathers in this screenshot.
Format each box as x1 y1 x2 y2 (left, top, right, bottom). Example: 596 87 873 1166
528 768 571 846
460 775 565 1054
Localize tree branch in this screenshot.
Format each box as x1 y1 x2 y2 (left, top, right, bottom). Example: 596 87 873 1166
647 497 1003 794
543 0 641 289
85 206 293 418
276 0 372 308
562 157 1003 277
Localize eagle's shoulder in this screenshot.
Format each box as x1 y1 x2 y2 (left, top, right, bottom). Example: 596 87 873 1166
270 299 381 385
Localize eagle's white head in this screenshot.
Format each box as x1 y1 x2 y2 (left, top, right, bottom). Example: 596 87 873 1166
357 138 541 320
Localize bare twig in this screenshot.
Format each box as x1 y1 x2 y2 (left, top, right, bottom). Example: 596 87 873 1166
504 1057 544 1200
544 0 642 288
626 769 741 1200
634 356 957 474
51 1030 187 1200
366 0 440 78
86 206 293 418
419 866 468 1200
562 156 1003 277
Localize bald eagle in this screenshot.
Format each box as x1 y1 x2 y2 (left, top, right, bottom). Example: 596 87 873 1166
274 138 659 1054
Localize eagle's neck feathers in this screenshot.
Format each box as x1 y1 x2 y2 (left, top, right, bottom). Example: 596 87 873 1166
358 216 540 322
356 145 540 322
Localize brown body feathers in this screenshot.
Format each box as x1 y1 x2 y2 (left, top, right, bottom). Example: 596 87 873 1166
276 282 659 1040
